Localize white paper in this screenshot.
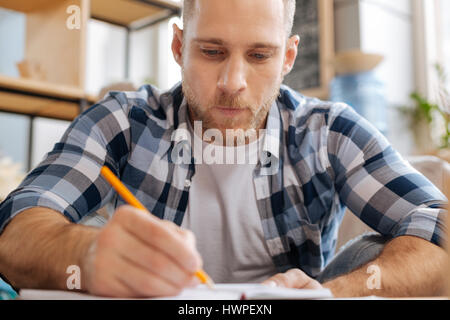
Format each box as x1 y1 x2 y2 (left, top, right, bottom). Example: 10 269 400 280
19 284 333 300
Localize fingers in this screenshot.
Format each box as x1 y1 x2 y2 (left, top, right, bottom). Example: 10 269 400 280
85 205 203 298
90 246 182 298
115 254 183 297
113 206 203 273
262 269 323 290
113 222 198 289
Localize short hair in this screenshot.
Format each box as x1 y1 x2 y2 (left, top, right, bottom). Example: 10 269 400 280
182 0 296 37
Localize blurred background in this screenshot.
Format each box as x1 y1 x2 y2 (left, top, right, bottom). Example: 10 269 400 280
0 0 449 297
0 0 448 193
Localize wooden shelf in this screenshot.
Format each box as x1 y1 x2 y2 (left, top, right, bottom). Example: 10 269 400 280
0 0 59 12
0 75 86 100
0 90 80 121
90 0 181 28
0 75 97 121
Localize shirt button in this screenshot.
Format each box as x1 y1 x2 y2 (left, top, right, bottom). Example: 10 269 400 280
184 179 191 188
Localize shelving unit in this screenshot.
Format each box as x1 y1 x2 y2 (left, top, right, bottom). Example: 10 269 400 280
0 0 181 170
0 0 181 121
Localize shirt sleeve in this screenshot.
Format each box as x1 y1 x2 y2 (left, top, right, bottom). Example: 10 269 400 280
0 93 131 233
327 103 448 247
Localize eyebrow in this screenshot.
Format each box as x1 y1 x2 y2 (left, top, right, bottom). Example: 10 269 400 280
193 38 280 49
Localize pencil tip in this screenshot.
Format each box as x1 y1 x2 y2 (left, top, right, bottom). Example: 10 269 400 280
206 279 215 290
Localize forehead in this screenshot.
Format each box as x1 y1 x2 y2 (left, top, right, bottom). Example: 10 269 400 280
185 0 285 46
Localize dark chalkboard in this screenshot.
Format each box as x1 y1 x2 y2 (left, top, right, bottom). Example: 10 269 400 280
283 0 321 91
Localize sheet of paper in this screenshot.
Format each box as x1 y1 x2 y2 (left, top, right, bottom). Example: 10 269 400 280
19 284 333 300
216 284 332 300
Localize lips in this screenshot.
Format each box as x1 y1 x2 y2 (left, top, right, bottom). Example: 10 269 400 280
214 106 245 117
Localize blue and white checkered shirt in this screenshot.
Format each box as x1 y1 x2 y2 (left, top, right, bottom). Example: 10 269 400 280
0 83 447 277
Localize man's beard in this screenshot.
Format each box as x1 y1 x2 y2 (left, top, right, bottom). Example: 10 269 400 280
181 72 282 133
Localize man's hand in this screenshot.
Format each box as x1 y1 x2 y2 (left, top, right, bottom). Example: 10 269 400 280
261 269 323 290
81 205 202 298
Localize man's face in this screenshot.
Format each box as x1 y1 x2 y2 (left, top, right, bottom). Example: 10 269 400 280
175 0 293 133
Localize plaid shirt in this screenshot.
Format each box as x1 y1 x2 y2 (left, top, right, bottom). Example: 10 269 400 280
0 83 447 278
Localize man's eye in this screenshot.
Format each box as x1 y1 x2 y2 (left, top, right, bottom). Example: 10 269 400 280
250 53 270 61
202 49 223 57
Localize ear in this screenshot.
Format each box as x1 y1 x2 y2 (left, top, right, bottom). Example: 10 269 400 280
171 23 184 67
282 35 300 76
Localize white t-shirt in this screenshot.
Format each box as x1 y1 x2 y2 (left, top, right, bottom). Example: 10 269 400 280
181 122 278 283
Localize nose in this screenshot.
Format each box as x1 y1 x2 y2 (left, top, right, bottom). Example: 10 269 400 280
217 54 248 96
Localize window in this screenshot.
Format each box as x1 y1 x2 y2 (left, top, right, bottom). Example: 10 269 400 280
414 0 450 98
31 118 70 168
85 19 127 96
437 0 450 63
437 0 450 91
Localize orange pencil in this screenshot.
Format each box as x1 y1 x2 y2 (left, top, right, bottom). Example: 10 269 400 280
100 166 214 289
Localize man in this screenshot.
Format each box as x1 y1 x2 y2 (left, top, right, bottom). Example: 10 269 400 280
0 0 447 298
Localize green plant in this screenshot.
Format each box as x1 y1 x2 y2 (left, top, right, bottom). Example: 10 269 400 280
400 64 450 149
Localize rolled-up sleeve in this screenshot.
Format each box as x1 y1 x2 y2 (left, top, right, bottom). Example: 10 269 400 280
327 103 447 247
0 93 131 233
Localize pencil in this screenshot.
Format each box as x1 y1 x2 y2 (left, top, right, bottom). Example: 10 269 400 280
100 165 215 289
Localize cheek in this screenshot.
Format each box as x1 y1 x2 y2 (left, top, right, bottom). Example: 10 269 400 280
183 59 218 101
248 64 283 101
